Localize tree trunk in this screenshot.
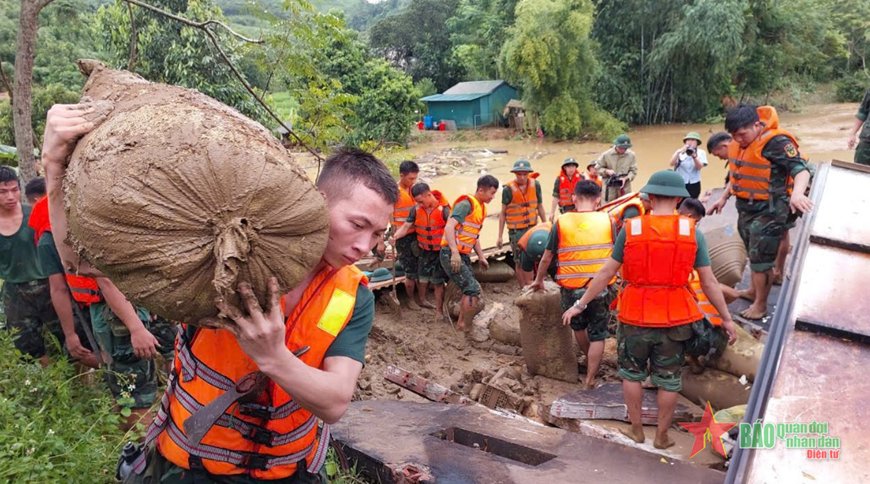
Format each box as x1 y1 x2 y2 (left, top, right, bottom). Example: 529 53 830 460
12 0 53 184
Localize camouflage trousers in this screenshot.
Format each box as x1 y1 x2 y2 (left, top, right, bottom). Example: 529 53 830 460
417 249 447 284
439 248 481 296
855 140 870 166
736 198 791 272
2 279 61 359
89 302 158 409
617 323 695 392
396 234 419 280
685 318 729 362
560 285 615 341
508 228 530 264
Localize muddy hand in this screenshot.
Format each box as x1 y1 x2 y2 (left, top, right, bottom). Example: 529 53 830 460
450 252 462 273
706 198 726 216
722 319 738 345
41 102 112 166
217 277 287 366
561 306 581 326
131 327 160 359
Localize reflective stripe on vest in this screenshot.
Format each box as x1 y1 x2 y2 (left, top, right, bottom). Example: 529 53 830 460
66 273 102 305
555 212 615 289
618 215 703 327
415 191 450 251
728 106 797 201
441 195 486 255
393 186 416 232
557 171 582 207
689 270 722 326
155 266 365 479
505 180 538 230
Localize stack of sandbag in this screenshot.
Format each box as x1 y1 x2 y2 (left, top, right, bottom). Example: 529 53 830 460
65 61 329 325
514 282 578 383
473 260 514 283
681 325 763 409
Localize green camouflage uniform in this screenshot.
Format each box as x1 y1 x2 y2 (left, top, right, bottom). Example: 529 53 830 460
439 248 480 296
617 323 695 392
1 204 60 358
395 234 419 281
560 286 615 341
3 280 62 358
854 90 870 166
89 302 158 408
685 319 728 362
418 250 447 284
736 135 809 273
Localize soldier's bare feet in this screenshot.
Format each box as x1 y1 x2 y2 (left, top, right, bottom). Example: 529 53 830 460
740 305 766 320
620 426 645 444
654 433 676 449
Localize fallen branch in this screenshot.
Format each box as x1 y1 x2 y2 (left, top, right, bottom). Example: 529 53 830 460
120 0 325 172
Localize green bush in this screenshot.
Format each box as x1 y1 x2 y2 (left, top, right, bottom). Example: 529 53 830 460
835 73 869 102
0 332 126 482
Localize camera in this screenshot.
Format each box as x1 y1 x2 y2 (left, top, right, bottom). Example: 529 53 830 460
686 147 696 156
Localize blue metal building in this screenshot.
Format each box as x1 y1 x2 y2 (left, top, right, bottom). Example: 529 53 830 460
421 80 518 129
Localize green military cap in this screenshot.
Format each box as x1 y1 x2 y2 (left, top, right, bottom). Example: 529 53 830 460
562 157 579 168
683 131 703 143
369 267 393 283
511 159 533 172
525 230 549 260
613 134 632 148
640 170 690 198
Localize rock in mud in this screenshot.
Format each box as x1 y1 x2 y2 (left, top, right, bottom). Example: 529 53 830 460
514 282 578 383
65 61 328 324
488 303 522 347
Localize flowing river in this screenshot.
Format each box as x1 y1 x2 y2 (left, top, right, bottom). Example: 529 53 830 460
401 102 860 248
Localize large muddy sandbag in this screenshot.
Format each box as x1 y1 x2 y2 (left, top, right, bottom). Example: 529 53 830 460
473 260 514 283
703 225 747 287
713 324 762 381
65 61 328 324
515 282 578 383
681 369 751 410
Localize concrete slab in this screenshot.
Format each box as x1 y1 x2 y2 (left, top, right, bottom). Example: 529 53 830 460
333 400 724 483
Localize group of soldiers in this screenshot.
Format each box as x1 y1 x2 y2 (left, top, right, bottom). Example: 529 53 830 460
0 166 176 429
387 103 817 449
0 94 857 480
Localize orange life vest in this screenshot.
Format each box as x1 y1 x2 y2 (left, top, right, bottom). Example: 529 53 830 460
154 265 366 479
600 192 645 233
392 185 416 233
517 222 551 252
555 212 616 289
556 170 582 208
728 106 797 201
617 215 703 327
441 195 486 255
688 270 722 326
583 172 603 188
415 191 451 252
504 177 539 230
66 274 103 305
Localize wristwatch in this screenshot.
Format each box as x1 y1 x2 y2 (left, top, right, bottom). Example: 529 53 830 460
572 300 587 312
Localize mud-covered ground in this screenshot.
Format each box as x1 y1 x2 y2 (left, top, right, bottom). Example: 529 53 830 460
354 280 622 422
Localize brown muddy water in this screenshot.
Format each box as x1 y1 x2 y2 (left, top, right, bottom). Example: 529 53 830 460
400 103 859 247
299 102 858 248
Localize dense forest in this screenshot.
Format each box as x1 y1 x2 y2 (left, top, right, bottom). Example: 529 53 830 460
1 0 868 156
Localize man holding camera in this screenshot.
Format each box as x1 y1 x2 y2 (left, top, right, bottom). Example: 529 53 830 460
595 134 638 202
669 132 708 199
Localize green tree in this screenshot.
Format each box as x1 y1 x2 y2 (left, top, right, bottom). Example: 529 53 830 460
447 0 518 80
368 0 464 92
500 0 622 139
94 0 266 122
